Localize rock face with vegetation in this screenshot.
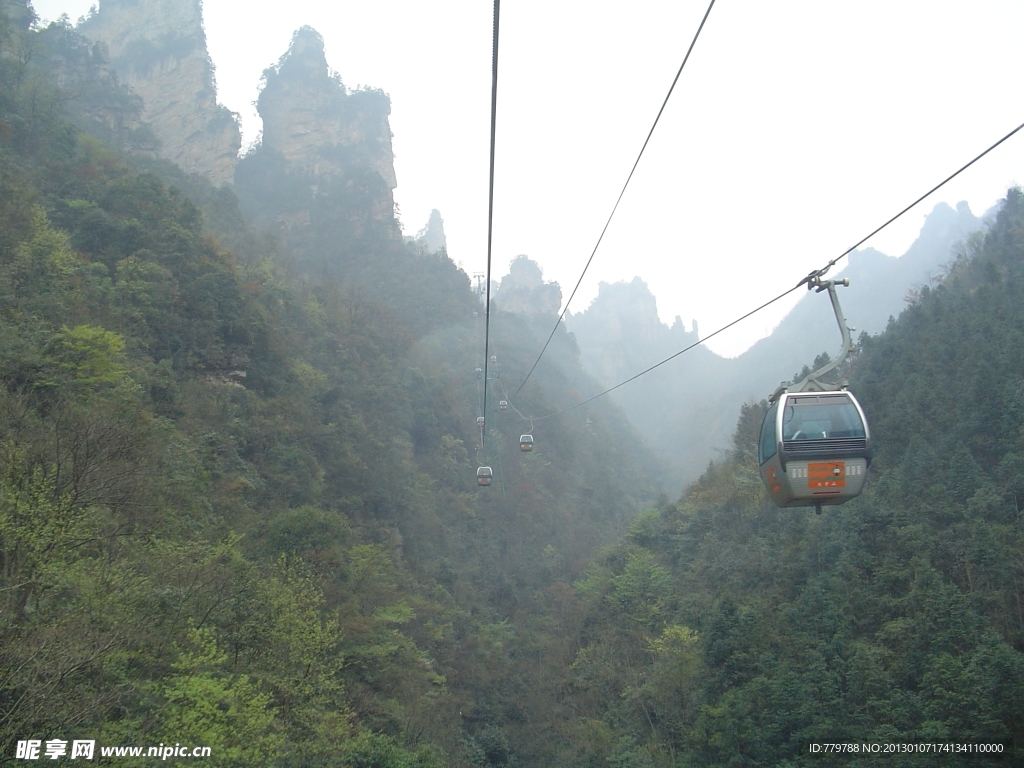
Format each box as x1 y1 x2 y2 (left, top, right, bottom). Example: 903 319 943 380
492 255 562 316
79 0 240 184
259 27 396 190
410 208 448 254
237 26 400 249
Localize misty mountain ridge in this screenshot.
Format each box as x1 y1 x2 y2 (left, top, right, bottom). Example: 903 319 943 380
552 199 985 490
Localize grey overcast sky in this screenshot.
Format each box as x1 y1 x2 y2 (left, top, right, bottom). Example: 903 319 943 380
32 0 1024 356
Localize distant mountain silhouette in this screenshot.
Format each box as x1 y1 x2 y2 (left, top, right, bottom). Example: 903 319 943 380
566 200 985 492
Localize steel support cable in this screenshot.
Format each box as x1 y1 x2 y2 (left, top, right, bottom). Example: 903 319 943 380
480 0 501 448
510 0 717 400
808 118 1024 281
523 118 1024 422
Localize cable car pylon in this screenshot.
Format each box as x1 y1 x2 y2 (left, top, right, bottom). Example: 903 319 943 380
758 270 872 513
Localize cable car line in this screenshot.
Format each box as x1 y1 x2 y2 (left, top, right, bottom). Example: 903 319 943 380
512 117 1024 423
480 0 501 448
510 0 718 401
475 0 501 484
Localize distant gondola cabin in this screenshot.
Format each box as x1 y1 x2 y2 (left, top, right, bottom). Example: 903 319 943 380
520 435 534 452
476 466 493 486
499 400 508 411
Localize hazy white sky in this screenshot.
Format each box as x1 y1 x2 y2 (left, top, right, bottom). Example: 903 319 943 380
32 0 1024 356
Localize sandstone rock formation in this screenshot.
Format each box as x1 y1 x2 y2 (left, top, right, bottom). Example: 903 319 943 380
409 209 447 253
493 256 562 316
254 26 398 232
79 0 240 185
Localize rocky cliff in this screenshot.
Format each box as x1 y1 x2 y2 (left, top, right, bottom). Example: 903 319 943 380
259 28 395 185
231 26 400 252
569 277 701 386
253 26 398 233
492 256 562 316
79 0 240 185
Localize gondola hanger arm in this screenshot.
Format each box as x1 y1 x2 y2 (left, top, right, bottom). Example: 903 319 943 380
770 276 853 402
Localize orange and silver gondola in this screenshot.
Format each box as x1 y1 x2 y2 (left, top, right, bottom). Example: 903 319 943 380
757 273 872 510
758 390 870 508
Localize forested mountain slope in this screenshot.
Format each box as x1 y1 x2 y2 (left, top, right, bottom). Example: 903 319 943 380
555 190 1024 767
0 6 657 766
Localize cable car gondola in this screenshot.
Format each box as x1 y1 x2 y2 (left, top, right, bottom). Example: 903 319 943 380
759 390 870 508
520 434 534 452
476 466 493 486
758 274 871 510
499 400 508 411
